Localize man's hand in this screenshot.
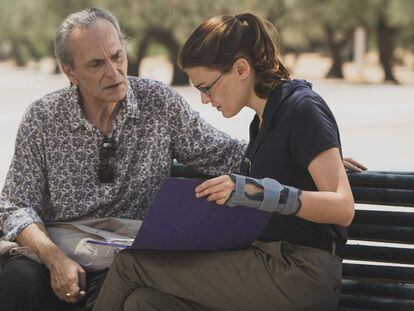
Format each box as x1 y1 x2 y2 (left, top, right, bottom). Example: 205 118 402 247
45 250 86 303
16 223 86 303
343 157 367 172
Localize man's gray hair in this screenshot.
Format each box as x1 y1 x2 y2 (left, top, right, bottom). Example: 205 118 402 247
54 7 126 66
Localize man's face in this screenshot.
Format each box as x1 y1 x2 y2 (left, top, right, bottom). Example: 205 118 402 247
62 19 128 107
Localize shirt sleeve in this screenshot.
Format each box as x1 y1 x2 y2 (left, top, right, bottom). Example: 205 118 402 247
290 95 341 170
0 104 47 241
167 90 247 176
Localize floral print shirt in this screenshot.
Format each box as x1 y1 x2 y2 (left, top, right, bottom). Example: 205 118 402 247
0 77 246 241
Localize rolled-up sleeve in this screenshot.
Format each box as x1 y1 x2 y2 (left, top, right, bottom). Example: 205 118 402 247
167 88 247 176
0 103 47 241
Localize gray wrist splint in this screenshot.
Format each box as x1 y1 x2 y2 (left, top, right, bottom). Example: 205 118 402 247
226 174 302 215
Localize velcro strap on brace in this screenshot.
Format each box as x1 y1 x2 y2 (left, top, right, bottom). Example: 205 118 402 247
226 174 262 209
278 185 300 215
226 174 301 215
226 174 284 212
258 178 283 213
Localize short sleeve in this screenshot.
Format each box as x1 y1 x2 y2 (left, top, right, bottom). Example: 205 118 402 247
290 96 341 169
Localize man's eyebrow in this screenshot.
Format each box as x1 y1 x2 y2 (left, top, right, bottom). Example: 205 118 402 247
111 50 122 57
87 50 123 64
87 57 104 65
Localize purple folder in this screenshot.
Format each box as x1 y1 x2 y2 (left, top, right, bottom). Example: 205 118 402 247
131 177 272 251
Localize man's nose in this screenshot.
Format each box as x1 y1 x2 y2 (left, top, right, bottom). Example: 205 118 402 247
200 92 211 104
104 60 117 77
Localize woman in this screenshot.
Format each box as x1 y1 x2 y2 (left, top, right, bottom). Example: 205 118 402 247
93 13 354 311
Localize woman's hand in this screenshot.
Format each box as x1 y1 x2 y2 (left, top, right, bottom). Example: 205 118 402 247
195 175 235 205
195 175 264 205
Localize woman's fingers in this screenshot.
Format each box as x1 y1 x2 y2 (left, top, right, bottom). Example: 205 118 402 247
206 190 232 204
195 175 227 193
195 175 234 198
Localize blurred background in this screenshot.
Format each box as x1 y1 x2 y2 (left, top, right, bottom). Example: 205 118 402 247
0 0 413 187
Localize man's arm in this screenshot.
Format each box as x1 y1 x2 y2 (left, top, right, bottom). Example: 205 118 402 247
0 103 85 303
167 89 247 175
16 223 86 303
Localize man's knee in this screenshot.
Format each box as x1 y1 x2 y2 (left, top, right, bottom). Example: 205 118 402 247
0 257 47 298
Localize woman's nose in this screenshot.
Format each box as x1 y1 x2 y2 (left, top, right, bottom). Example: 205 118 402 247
200 92 211 104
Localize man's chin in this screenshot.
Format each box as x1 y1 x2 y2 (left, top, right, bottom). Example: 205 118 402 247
103 85 127 101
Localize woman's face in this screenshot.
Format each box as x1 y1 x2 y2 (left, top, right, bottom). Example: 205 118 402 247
186 63 252 118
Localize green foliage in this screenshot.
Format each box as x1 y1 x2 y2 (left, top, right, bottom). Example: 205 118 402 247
0 0 412 69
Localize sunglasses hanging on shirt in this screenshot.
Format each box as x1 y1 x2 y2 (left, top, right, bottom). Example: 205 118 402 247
98 135 116 183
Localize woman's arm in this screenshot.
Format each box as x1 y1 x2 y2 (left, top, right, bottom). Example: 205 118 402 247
195 147 355 227
296 147 354 227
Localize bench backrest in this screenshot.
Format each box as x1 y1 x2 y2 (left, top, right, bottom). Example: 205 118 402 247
340 171 414 311
171 163 414 310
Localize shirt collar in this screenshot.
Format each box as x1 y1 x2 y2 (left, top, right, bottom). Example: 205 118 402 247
122 80 140 120
68 79 140 131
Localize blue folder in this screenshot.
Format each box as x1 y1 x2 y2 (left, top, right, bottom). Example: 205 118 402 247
131 177 272 251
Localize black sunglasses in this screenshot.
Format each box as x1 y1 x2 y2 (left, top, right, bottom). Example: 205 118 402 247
194 72 225 95
98 136 116 183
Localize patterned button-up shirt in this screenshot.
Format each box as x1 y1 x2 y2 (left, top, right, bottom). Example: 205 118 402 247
0 77 246 241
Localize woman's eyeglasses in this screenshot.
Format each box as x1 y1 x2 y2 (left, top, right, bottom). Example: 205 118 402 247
98 136 116 183
194 72 224 95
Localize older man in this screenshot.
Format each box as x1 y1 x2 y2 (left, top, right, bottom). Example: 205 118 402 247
0 7 245 311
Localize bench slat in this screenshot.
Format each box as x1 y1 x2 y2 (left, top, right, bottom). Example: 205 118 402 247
339 294 414 311
348 224 414 244
339 294 414 310
342 279 414 299
348 172 414 190
343 263 414 283
352 187 414 207
344 245 414 265
352 210 414 227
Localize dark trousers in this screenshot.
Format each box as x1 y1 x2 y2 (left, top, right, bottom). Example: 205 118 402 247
0 255 107 311
94 241 342 311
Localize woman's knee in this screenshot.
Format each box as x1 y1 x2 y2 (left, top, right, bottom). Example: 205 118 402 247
123 288 160 311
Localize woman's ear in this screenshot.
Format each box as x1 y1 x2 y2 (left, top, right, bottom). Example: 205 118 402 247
234 58 251 80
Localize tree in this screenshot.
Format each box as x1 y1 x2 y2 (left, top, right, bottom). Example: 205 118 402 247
289 0 364 79
355 0 414 83
97 0 258 85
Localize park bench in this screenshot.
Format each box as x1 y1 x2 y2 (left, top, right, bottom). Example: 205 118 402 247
171 162 414 310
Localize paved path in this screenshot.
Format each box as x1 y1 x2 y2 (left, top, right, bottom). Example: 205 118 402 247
1 64 413 189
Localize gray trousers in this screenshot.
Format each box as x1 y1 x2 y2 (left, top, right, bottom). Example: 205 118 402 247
93 241 342 311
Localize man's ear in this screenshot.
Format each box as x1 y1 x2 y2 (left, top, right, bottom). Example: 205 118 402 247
234 58 251 80
61 63 78 85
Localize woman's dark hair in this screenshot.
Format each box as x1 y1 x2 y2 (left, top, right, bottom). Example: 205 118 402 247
178 13 290 99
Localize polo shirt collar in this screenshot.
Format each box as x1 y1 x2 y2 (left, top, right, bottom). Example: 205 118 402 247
261 79 312 130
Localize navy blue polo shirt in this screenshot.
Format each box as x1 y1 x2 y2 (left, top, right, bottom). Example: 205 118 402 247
241 79 347 249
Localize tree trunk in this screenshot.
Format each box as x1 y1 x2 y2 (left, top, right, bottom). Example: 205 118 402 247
128 31 151 77
324 24 344 79
151 28 188 85
11 40 27 67
377 14 398 83
129 27 188 85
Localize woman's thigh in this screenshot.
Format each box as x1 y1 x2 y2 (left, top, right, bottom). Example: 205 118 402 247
104 241 341 311
111 242 310 310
